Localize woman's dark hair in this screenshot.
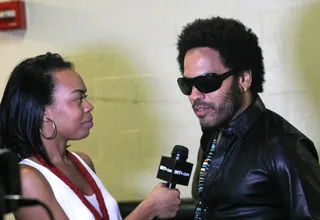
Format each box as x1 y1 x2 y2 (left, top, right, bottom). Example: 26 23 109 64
177 16 265 94
0 52 74 165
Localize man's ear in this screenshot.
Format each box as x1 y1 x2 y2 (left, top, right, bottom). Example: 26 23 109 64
239 70 252 92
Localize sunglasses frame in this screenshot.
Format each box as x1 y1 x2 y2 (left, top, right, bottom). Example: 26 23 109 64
177 68 238 95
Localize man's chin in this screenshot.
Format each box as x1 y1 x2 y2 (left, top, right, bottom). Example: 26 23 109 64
199 118 216 130
199 116 229 130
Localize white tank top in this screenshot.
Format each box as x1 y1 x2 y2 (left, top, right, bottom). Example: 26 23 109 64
84 194 102 216
20 153 123 220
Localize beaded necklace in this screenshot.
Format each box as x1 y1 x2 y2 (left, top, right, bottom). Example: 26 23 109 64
35 151 109 220
194 132 219 220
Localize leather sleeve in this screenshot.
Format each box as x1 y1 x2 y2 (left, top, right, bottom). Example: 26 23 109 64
270 134 320 219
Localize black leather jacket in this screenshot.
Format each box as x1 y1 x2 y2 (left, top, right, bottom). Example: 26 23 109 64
192 95 320 219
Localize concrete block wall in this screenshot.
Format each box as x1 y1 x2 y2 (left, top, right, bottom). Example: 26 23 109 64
1 1 320 219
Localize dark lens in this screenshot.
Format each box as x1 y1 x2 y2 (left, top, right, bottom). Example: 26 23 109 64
177 78 193 95
195 74 223 94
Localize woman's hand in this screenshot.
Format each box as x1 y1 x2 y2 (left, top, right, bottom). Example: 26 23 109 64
145 183 181 219
124 183 181 220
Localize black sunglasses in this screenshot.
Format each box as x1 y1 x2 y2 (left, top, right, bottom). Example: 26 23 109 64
177 69 238 95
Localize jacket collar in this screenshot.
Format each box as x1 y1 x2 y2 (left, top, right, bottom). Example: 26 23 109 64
200 95 265 151
229 95 265 139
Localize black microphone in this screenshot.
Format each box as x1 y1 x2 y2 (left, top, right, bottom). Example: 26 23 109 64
156 145 193 220
0 148 53 220
157 145 193 188
0 148 21 215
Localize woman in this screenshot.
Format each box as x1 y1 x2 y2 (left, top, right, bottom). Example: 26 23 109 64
0 52 180 220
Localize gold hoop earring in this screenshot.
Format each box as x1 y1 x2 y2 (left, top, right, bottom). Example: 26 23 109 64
40 118 57 140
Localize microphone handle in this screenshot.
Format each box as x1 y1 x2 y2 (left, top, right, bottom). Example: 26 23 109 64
166 182 176 189
155 182 176 220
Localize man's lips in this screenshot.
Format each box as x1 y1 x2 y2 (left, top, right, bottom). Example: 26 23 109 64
193 106 212 117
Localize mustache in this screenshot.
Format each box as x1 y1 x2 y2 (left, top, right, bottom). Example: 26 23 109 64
192 99 215 109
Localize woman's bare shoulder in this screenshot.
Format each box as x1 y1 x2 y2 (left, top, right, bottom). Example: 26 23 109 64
19 164 53 195
72 151 96 172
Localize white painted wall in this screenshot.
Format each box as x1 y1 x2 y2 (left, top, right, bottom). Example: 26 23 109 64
2 0 320 218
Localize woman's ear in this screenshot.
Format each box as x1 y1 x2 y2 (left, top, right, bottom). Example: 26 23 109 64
43 107 52 121
43 108 48 119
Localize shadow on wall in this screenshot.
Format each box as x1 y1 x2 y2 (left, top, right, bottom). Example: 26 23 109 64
65 44 164 201
291 1 320 150
280 1 320 151
0 0 179 201
293 1 320 103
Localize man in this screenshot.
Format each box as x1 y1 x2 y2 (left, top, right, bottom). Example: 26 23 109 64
176 16 320 219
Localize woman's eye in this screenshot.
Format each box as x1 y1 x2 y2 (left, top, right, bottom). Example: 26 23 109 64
76 94 88 102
